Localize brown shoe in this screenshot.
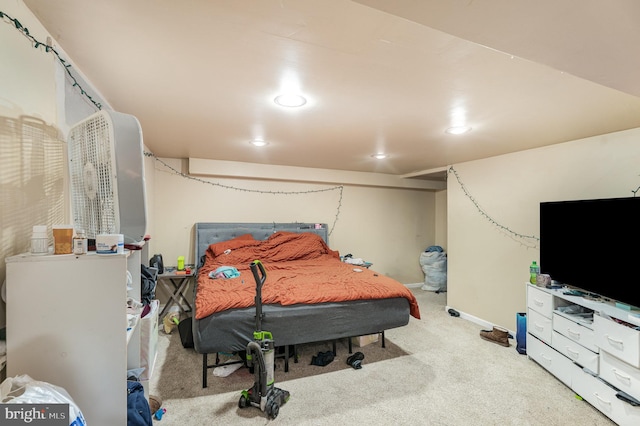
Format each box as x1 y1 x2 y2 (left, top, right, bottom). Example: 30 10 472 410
149 395 162 414
480 326 510 347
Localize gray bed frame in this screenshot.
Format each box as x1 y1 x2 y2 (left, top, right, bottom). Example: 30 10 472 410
192 222 411 387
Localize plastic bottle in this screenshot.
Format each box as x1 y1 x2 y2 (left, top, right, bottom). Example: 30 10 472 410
73 229 88 255
31 225 49 255
529 261 540 284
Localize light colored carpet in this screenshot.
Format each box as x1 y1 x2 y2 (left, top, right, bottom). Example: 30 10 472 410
149 289 614 425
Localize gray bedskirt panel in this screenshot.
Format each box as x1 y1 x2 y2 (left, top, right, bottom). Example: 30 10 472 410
193 297 410 354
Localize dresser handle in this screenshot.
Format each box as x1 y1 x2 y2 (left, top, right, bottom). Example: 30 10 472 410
567 328 580 338
534 323 545 331
612 368 632 383
534 299 544 307
605 335 624 347
540 354 551 364
593 392 612 406
566 347 579 358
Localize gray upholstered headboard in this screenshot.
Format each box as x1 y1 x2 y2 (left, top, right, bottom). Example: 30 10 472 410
193 222 328 269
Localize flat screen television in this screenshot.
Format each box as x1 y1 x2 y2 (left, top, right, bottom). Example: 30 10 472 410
539 196 640 309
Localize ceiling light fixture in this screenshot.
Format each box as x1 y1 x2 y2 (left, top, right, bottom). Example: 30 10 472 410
274 94 307 107
445 126 472 135
371 153 388 160
249 139 268 147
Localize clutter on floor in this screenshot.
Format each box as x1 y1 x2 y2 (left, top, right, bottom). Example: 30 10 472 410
310 351 335 367
148 394 164 421
346 352 365 370
162 307 180 334
479 326 510 347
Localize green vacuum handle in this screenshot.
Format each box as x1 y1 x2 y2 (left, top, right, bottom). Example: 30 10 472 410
250 260 267 331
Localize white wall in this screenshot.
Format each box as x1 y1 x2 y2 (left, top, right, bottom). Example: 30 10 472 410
147 158 436 284
447 128 640 330
1 0 62 328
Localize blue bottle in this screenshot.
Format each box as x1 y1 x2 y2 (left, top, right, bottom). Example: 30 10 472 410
516 312 527 354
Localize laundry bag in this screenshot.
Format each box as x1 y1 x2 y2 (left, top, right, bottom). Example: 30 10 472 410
419 246 447 292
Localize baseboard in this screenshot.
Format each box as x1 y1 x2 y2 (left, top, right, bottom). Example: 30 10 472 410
445 305 516 338
405 282 422 289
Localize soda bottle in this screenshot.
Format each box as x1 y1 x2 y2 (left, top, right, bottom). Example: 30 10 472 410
529 261 540 284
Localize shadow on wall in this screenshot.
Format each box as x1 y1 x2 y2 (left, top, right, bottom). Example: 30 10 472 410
0 114 66 324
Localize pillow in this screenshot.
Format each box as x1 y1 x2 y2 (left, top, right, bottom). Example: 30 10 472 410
206 234 258 257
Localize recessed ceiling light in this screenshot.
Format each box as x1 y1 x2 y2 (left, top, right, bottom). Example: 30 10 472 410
249 139 268 147
371 153 388 160
274 94 307 107
445 126 472 135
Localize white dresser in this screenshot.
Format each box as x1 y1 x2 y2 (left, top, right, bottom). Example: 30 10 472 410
527 283 640 425
5 249 156 425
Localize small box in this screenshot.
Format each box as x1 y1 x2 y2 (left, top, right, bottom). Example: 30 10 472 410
351 334 379 347
96 233 124 254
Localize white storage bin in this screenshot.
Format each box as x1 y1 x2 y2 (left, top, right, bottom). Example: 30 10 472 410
553 313 598 353
527 286 554 318
552 330 599 373
528 309 553 344
600 351 640 402
527 334 573 387
594 315 640 368
139 300 159 381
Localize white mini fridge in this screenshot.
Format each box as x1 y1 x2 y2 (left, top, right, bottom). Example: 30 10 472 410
4 249 153 425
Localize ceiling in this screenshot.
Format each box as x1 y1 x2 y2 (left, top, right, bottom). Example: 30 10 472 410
22 0 640 179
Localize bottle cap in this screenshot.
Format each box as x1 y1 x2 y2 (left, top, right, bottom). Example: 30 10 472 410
32 225 47 238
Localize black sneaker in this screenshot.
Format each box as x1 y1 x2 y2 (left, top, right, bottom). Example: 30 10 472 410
346 352 365 369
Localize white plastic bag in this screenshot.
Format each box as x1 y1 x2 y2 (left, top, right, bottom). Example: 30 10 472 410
419 250 448 291
0 374 87 425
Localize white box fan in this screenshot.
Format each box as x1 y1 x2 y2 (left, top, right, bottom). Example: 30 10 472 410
67 110 147 244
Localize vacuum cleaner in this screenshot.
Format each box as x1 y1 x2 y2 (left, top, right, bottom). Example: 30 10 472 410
238 260 290 419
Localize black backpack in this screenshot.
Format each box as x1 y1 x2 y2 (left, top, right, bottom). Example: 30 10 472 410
140 264 157 306
149 254 164 274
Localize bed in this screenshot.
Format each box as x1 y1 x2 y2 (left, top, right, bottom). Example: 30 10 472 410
192 222 421 387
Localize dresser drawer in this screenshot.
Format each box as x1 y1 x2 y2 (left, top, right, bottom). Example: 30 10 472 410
594 315 640 368
528 308 553 344
572 367 640 426
600 351 640 402
527 286 554 318
552 331 599 373
553 313 598 353
527 334 573 387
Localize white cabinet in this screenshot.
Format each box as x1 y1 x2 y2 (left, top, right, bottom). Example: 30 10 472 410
5 249 154 425
526 284 640 425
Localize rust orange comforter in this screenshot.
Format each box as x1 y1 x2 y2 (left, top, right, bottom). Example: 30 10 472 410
195 231 421 320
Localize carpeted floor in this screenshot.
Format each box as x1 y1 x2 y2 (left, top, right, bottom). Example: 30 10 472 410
149 289 615 425
155 331 409 399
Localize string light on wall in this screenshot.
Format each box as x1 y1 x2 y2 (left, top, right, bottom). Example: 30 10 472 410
144 152 343 235
448 166 539 249
1 10 102 110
